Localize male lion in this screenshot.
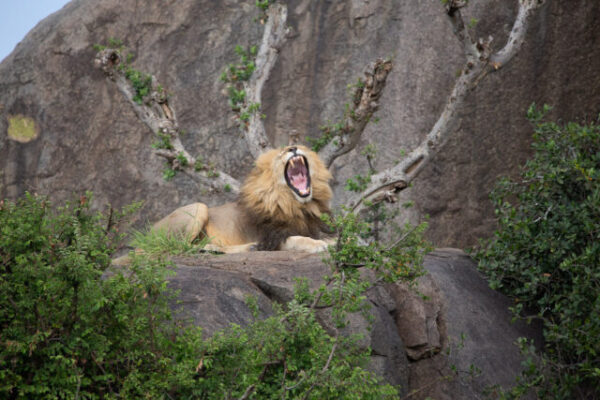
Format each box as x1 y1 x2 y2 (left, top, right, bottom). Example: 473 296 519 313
153 145 333 253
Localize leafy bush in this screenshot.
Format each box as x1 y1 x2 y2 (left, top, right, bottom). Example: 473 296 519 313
0 193 204 398
0 193 430 398
192 294 398 400
476 106 600 399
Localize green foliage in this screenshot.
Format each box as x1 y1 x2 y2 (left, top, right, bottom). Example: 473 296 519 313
227 87 247 111
0 193 430 398
107 37 123 49
194 297 397 399
256 0 272 12
0 193 206 399
360 143 377 161
205 205 432 399
476 106 600 398
192 157 220 179
221 45 256 106
467 17 478 29
92 43 106 52
344 143 377 193
322 211 430 288
176 152 189 167
93 38 123 53
151 132 174 150
221 44 264 129
307 121 345 152
345 174 372 193
206 164 220 178
131 227 209 258
124 67 153 105
93 38 157 106
194 156 204 171
162 165 176 181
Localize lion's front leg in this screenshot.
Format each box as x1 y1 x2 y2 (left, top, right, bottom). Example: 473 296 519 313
280 236 330 253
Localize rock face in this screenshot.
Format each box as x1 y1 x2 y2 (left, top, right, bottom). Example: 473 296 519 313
409 249 543 400
166 249 540 398
2 0 600 247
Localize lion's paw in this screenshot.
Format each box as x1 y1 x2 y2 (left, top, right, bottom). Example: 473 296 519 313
308 239 329 253
282 236 329 253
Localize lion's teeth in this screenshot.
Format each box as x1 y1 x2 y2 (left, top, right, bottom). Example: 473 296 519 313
299 157 305 166
290 158 295 168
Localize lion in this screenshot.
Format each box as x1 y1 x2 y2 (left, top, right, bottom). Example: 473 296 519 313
152 145 333 253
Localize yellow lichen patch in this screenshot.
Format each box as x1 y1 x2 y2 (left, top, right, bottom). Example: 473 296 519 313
7 114 39 143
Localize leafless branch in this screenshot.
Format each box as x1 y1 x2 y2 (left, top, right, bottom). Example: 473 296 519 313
318 59 393 168
94 49 241 194
241 3 289 158
346 0 547 213
490 0 546 69
94 4 291 195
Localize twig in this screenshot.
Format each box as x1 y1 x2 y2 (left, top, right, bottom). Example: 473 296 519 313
280 359 288 400
385 223 421 252
300 332 340 400
104 204 115 238
238 363 271 400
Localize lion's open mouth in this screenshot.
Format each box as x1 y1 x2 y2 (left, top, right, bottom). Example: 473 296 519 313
285 155 311 198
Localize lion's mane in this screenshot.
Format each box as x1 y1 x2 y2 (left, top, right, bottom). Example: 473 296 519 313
238 145 333 250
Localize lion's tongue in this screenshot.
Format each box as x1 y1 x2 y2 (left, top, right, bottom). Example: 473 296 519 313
291 173 308 194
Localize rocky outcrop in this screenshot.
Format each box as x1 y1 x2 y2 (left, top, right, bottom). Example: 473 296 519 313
409 249 543 399
164 249 540 398
2 0 600 247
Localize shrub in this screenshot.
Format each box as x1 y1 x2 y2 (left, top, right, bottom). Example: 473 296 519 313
0 193 429 398
476 106 600 399
0 193 204 398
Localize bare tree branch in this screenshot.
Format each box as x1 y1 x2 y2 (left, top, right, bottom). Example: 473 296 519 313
94 49 241 194
93 4 290 197
445 0 479 61
346 0 547 213
490 0 546 69
241 3 289 158
318 59 393 168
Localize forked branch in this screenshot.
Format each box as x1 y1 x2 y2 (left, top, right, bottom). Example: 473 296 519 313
318 59 393 168
347 0 547 213
94 49 241 194
94 4 289 195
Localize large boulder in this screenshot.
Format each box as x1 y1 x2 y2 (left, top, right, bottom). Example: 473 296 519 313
406 249 543 399
163 249 540 398
2 0 600 247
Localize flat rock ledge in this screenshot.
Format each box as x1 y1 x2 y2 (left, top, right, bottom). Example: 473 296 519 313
153 249 541 399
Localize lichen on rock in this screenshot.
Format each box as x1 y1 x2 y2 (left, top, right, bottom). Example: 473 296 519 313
7 115 38 143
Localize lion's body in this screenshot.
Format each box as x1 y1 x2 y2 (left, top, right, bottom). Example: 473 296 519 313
153 145 333 253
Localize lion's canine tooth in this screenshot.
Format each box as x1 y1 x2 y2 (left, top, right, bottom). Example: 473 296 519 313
299 157 305 166
290 158 295 168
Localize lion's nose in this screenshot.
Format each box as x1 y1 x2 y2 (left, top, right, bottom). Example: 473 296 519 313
288 146 297 153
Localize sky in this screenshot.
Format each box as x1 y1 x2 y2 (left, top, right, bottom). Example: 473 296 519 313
0 0 72 63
